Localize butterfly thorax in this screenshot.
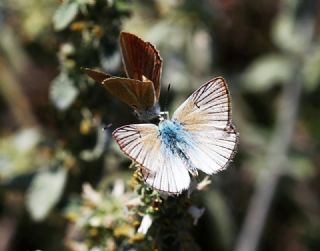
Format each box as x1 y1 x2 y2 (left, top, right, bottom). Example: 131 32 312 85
158 120 198 176
159 120 187 150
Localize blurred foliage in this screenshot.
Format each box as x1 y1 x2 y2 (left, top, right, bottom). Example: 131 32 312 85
0 0 320 251
65 173 207 251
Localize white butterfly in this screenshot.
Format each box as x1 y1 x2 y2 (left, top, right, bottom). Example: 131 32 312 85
113 77 239 194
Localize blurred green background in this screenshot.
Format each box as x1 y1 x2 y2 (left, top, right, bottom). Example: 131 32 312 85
0 0 320 250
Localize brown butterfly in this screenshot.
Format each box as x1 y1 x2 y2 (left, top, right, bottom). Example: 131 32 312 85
84 32 163 121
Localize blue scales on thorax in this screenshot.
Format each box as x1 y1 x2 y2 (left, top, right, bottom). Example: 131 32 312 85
158 120 198 176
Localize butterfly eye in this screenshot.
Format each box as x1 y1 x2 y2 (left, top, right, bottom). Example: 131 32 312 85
159 111 169 120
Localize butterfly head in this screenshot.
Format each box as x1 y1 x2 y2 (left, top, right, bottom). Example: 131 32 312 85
134 104 161 121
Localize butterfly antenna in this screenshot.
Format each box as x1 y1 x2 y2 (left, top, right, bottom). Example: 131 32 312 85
164 83 171 112
103 123 112 130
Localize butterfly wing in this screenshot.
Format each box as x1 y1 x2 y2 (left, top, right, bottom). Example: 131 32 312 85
83 68 159 120
113 124 191 194
102 77 156 111
172 77 239 175
83 68 112 83
120 32 162 100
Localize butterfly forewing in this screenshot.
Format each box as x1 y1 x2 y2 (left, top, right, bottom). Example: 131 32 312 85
112 124 190 194
172 77 238 174
120 32 162 99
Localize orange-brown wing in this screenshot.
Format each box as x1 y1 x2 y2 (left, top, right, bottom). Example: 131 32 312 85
83 68 158 120
120 32 162 100
102 77 156 112
82 68 111 83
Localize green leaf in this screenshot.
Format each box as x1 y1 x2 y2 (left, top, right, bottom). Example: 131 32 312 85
50 72 78 110
80 126 109 161
26 168 67 221
53 1 79 31
302 46 320 91
271 0 309 54
0 128 41 181
286 156 315 180
242 54 293 92
114 0 132 11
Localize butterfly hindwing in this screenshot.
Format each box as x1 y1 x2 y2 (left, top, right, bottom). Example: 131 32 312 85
172 77 238 174
142 151 191 194
112 124 190 194
82 68 112 83
102 77 156 111
84 67 157 112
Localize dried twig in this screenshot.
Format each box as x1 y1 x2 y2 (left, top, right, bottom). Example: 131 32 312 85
233 6 316 251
